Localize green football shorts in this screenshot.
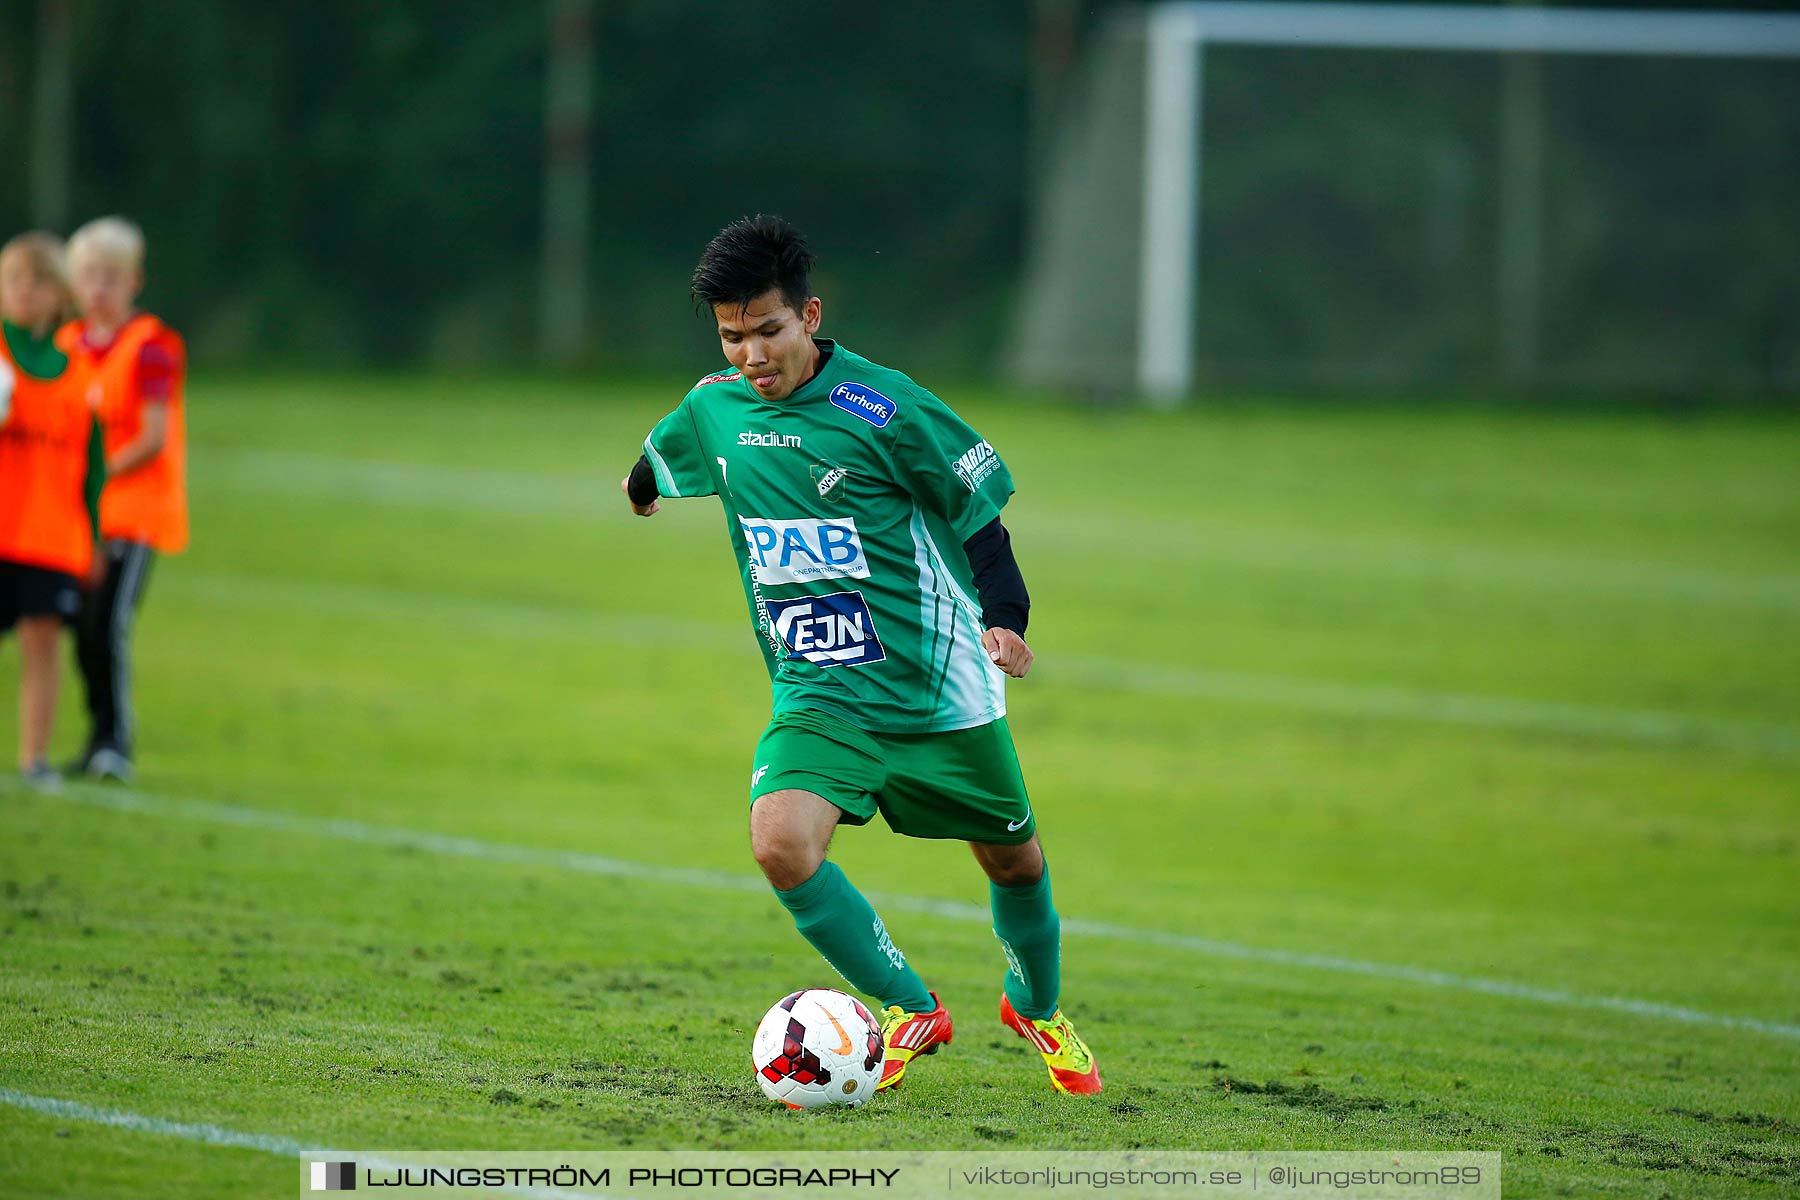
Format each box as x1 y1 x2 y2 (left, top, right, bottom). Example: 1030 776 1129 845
750 708 1035 845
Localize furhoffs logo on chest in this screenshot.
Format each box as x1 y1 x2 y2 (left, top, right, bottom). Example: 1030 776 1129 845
828 382 896 428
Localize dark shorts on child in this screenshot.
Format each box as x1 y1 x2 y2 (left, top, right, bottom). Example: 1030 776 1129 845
0 558 83 633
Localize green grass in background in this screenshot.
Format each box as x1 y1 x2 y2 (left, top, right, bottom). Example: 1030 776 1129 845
2 376 1796 1198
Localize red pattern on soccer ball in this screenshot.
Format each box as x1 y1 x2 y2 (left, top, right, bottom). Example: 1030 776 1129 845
759 1015 831 1086
849 997 883 1071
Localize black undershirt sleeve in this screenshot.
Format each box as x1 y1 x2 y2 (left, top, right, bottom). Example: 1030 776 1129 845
626 454 659 506
963 517 1030 637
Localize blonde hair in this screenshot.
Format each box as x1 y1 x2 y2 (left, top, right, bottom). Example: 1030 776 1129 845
0 230 75 326
67 215 146 272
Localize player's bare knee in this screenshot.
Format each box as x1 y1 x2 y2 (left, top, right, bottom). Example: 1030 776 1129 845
750 790 833 889
971 837 1045 888
987 860 1043 888
751 834 825 890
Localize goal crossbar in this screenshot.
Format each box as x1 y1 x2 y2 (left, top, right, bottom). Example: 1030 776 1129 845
1137 3 1800 401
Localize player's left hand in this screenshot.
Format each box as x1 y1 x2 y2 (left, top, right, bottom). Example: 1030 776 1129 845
982 627 1033 679
619 475 660 517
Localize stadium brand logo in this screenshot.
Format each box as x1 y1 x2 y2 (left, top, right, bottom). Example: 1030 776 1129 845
764 590 887 668
738 431 803 448
828 382 896 428
310 1161 356 1191
696 370 742 388
739 517 870 586
953 440 1001 491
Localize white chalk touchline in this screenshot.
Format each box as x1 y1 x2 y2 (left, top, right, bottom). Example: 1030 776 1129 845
1054 655 1800 757
165 571 1800 758
0 1089 598 1199
43 783 1800 1045
0 1087 310 1156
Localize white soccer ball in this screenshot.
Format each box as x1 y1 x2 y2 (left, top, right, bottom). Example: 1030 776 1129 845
751 988 883 1109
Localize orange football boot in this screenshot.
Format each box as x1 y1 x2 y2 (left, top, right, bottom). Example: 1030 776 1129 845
1000 993 1102 1094
876 991 953 1091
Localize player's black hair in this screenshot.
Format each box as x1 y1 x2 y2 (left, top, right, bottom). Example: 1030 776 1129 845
690 214 817 318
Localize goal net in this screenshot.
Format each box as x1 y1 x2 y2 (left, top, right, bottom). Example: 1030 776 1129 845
1008 3 1800 401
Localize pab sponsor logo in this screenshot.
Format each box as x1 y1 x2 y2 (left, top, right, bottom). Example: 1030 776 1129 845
739 516 870 585
738 431 803 448
829 382 896 428
764 590 887 667
696 370 742 388
953 440 1001 491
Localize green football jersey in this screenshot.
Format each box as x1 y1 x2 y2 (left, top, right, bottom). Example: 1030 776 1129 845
643 340 1015 734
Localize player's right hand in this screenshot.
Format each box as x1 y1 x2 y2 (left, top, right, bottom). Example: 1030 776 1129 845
982 627 1033 679
620 476 660 517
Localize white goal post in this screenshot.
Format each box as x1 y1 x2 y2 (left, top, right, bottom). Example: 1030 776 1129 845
1025 3 1800 404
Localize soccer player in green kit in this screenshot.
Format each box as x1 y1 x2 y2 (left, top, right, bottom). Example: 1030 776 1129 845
621 216 1100 1096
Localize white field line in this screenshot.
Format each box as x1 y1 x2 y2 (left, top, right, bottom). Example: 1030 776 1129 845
1053 655 1800 757
206 448 1800 612
164 570 1800 758
44 783 1800 1045
1016 510 1800 613
0 1089 596 1198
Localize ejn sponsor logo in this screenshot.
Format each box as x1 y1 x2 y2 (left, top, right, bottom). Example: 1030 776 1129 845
310 1161 356 1191
765 590 888 667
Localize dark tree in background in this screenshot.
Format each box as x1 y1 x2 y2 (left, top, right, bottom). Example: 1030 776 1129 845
0 1 1034 374
1 0 1793 384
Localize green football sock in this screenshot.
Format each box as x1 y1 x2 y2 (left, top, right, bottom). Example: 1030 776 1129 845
991 864 1061 1021
774 861 934 1013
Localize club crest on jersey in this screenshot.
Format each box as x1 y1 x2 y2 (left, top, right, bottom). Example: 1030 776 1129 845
810 461 849 503
829 382 896 428
739 516 870 585
764 590 887 668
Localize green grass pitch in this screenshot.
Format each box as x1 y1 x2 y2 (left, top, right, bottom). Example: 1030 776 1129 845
1 375 1796 1197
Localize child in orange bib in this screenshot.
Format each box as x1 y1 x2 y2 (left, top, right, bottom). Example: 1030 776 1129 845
57 217 187 781
0 231 104 788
